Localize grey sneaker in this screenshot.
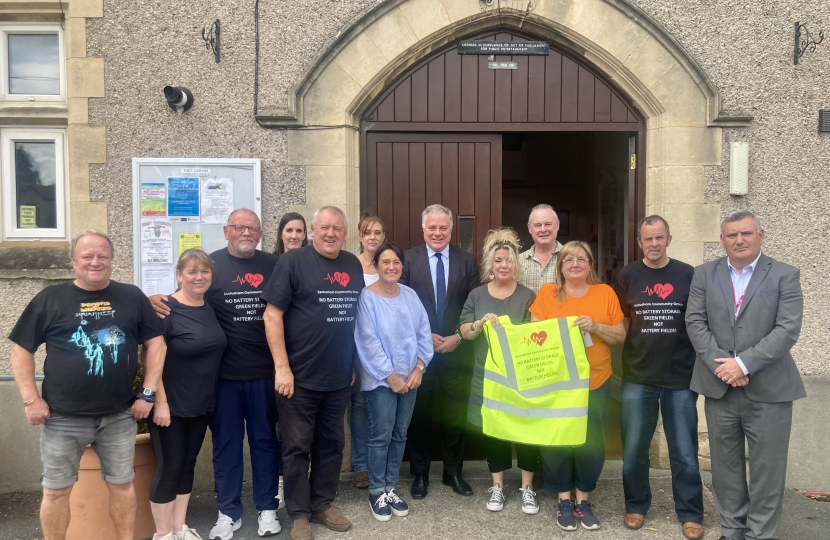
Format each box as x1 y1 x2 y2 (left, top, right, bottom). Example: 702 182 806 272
486 483 506 511
557 500 577 531
209 512 241 540
520 485 539 515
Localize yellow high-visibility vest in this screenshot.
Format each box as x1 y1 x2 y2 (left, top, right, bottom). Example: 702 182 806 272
481 315 590 446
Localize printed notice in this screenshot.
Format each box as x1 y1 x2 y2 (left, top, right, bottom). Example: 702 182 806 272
19 205 36 228
141 266 176 297
168 177 200 221
201 178 234 224
140 219 173 264
181 167 211 177
141 183 167 216
178 233 202 256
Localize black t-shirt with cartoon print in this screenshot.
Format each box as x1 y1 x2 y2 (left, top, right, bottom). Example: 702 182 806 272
9 280 164 417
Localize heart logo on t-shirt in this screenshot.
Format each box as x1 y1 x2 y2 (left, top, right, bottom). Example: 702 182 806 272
333 272 350 287
245 273 264 288
653 283 674 300
530 331 547 346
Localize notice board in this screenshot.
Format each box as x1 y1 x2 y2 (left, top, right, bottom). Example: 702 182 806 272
131 158 262 296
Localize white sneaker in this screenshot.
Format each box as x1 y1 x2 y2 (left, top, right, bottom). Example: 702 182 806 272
154 533 177 540
177 525 203 540
258 509 281 536
486 483 506 511
520 485 540 515
277 480 285 510
209 512 241 540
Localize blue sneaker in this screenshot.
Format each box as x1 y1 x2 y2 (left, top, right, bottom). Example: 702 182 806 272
575 500 600 530
386 489 409 517
369 492 391 522
556 500 577 531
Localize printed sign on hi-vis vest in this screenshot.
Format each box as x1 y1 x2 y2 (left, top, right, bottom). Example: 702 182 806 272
481 315 591 447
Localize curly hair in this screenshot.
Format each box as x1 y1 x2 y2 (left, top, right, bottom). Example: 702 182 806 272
479 228 522 284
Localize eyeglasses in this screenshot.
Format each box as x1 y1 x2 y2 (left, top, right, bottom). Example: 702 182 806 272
562 258 590 266
227 225 262 234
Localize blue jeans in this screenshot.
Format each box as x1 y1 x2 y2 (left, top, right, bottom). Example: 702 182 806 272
365 386 418 496
350 380 369 473
620 382 704 523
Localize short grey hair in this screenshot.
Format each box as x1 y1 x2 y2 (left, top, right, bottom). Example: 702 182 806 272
227 208 261 226
312 206 348 231
637 215 671 240
421 204 453 228
71 230 114 260
528 204 559 223
722 209 761 231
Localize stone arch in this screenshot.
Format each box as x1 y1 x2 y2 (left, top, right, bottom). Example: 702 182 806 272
272 0 747 263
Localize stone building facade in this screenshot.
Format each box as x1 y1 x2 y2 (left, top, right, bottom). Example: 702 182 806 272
0 0 827 492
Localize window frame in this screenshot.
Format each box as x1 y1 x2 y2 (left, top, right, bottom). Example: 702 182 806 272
0 23 66 102
1 127 68 240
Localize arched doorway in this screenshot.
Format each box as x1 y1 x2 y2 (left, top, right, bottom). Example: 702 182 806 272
359 30 646 460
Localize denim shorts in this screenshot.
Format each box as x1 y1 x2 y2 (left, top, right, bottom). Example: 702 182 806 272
40 410 137 489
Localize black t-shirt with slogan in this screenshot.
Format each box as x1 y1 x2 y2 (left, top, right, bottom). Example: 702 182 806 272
261 245 364 392
9 281 164 417
206 248 279 381
613 259 696 389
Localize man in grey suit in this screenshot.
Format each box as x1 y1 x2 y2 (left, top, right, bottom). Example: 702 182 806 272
686 210 805 540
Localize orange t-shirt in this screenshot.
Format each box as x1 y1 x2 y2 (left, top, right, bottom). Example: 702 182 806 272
529 283 624 390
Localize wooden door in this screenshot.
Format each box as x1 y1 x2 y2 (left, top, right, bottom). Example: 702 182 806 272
364 133 502 254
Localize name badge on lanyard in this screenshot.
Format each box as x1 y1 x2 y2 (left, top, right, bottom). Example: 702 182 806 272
731 281 745 315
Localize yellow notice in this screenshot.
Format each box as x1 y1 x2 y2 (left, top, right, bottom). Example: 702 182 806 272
178 233 202 256
19 205 36 228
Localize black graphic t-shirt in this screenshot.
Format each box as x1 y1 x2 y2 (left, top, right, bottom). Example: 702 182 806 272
9 280 164 417
206 248 279 381
261 245 364 392
613 259 696 389
161 296 227 417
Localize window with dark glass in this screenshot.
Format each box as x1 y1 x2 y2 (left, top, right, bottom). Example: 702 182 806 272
8 34 60 95
15 141 57 229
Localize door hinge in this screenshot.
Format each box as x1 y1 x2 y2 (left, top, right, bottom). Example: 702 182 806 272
630 154 637 170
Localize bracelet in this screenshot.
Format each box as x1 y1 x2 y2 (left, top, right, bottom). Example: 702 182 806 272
23 399 35 406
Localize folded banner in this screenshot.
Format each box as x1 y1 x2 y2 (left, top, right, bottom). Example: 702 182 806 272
481 315 590 447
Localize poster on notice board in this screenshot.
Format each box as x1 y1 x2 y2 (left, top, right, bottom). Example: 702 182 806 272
168 177 200 221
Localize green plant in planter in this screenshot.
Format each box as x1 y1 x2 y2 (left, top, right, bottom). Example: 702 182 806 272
134 345 149 434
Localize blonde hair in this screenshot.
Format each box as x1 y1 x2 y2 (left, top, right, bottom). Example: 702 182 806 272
357 209 384 254
479 228 522 284
554 241 600 305
176 248 213 276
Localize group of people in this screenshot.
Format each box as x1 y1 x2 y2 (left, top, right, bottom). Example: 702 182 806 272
10 201 803 540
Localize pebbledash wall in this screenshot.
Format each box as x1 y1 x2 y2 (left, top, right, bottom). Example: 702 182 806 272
0 0 827 493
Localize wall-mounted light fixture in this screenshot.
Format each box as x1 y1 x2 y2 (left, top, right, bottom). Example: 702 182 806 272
163 86 194 115
729 142 749 196
794 22 824 64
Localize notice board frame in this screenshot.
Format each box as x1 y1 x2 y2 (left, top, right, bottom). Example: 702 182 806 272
131 157 262 292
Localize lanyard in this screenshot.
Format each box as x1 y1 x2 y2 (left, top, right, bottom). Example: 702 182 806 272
730 279 746 314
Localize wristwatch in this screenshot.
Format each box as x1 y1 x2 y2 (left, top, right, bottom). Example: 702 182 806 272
454 329 462 341
142 387 155 397
417 364 426 374
470 321 478 333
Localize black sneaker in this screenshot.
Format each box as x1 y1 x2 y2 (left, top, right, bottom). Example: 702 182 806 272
369 492 391 522
575 500 600 530
386 489 409 517
557 499 577 531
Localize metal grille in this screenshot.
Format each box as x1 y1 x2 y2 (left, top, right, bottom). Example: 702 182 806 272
459 216 475 254
820 110 830 133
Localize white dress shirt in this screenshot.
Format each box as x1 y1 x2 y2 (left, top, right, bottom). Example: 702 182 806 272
426 244 450 306
728 251 762 375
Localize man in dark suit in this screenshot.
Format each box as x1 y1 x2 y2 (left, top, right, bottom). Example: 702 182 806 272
686 210 805 540
400 204 480 499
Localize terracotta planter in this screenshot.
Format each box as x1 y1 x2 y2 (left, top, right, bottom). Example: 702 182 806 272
66 433 156 540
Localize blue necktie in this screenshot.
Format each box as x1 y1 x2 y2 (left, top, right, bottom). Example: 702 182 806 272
435 253 446 331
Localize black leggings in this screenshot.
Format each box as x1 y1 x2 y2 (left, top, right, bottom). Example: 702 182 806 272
148 413 211 504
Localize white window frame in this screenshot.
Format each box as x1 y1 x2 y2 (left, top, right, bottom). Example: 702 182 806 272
0 23 66 102
1 128 68 240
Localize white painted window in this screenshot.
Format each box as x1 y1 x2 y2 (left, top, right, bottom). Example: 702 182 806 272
1 128 67 239
0 23 65 102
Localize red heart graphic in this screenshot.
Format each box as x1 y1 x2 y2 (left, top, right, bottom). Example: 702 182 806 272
334 272 350 287
245 273 264 288
531 331 547 346
653 283 674 300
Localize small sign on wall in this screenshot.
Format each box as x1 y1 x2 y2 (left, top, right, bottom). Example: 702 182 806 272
19 205 36 228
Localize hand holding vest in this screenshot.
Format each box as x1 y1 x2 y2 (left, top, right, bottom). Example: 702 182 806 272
481 315 591 446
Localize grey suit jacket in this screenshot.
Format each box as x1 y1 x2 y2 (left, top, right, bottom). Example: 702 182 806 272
685 253 805 402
